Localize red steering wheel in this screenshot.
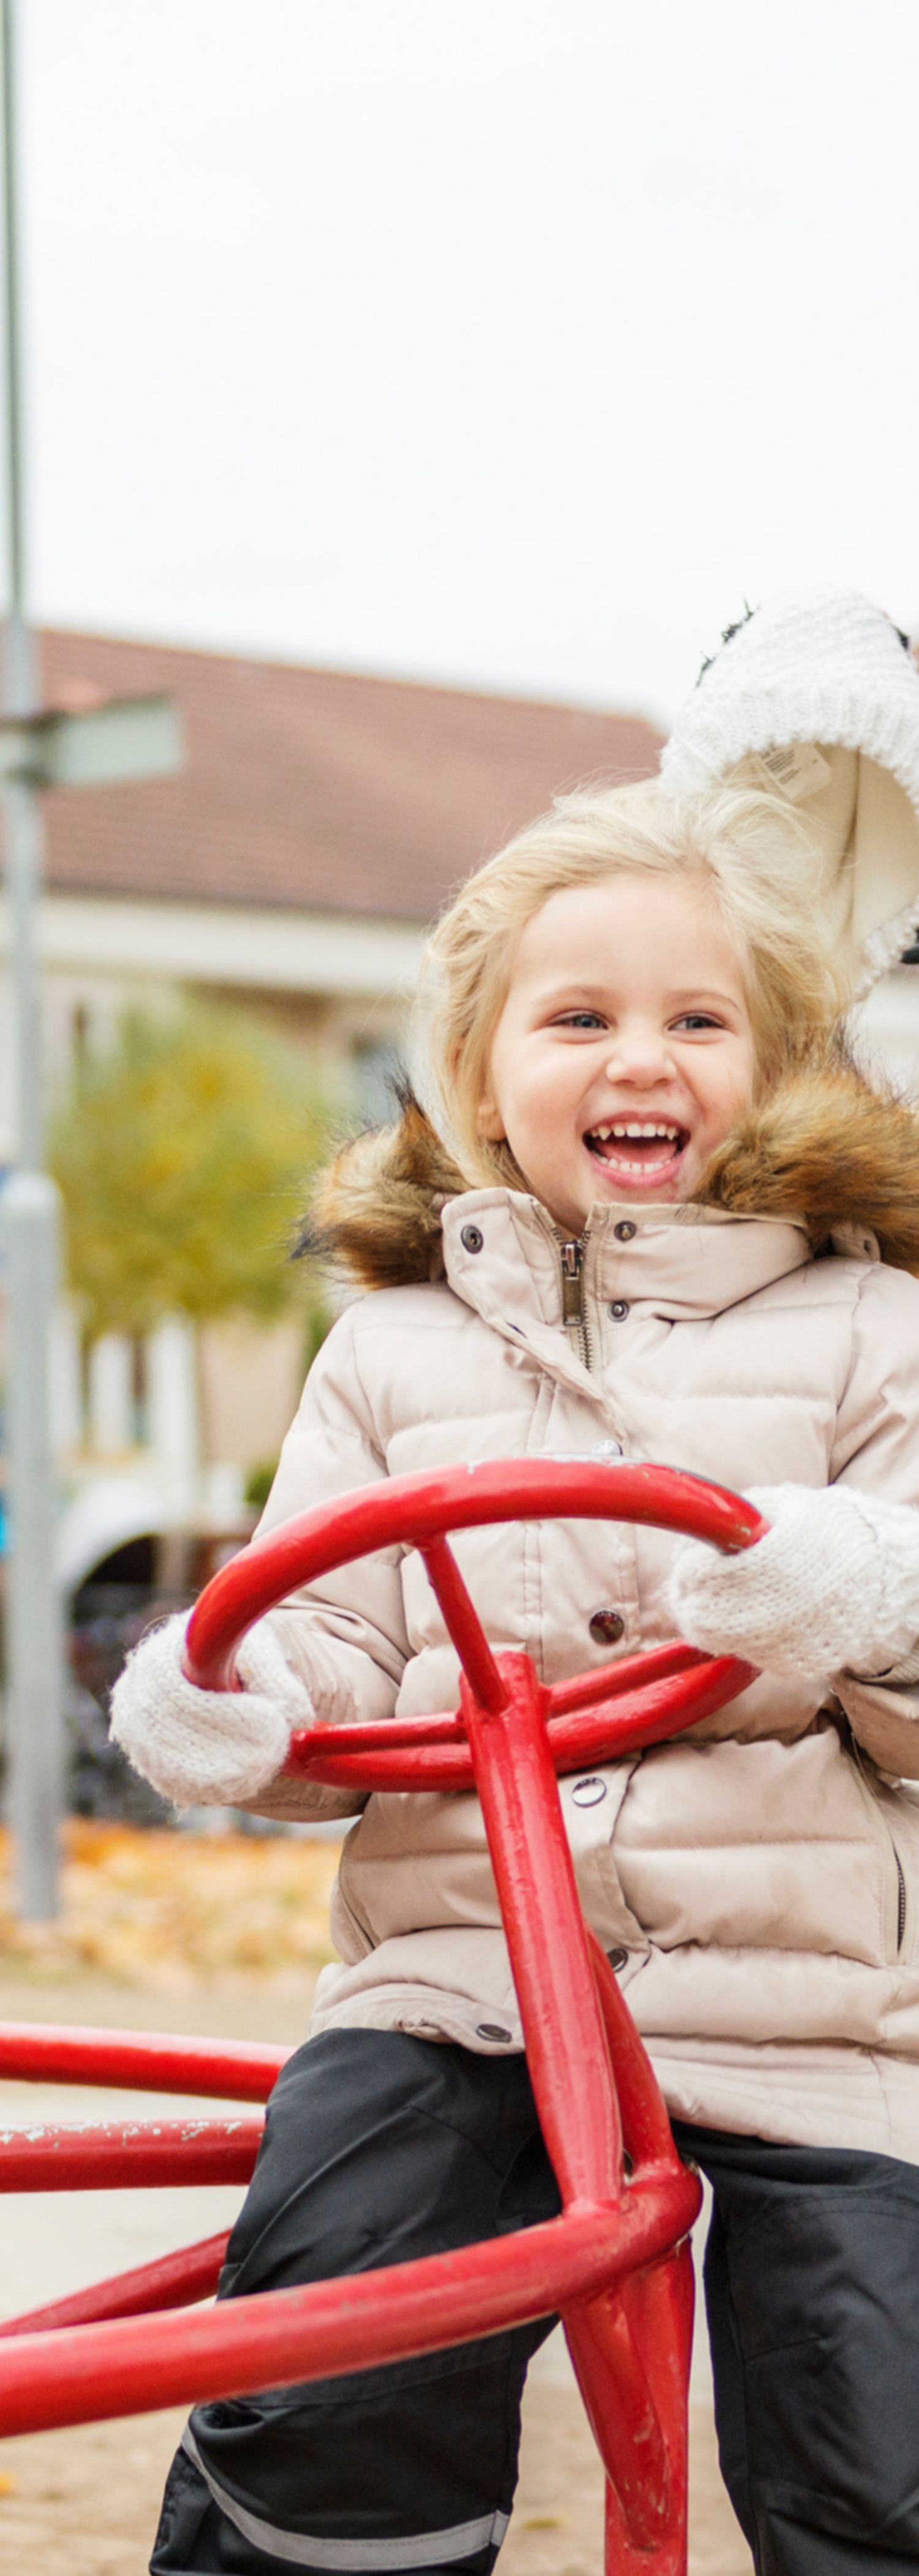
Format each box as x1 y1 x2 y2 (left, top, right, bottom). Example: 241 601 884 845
185 1455 766 1787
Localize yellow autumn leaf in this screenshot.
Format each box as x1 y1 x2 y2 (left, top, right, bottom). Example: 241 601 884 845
0 1822 344 1987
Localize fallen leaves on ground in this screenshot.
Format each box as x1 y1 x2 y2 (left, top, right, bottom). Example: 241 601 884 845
0 1822 344 1987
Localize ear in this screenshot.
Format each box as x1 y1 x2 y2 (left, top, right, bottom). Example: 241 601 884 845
477 1088 505 1142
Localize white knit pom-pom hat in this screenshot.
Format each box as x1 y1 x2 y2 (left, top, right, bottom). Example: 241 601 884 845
660 588 919 991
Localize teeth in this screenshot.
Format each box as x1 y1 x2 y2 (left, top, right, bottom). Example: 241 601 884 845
615 1122 679 1140
589 1122 680 1143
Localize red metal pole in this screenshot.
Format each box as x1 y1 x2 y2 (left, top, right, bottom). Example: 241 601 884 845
0 2182 694 2438
461 1655 671 2556
460 1654 700 2563
0 2232 229 2336
274 1638 714 1764
587 1933 681 2174
0 2024 287 2101
596 2242 695 2576
283 1647 754 1794
0 2117 262 2189
461 1653 623 2207
561 1967 697 2564
419 1537 508 1714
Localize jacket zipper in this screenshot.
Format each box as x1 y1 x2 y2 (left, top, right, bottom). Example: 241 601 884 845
559 1237 593 1373
849 1733 907 1960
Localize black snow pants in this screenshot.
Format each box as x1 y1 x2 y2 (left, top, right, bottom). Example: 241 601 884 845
150 2028 919 2576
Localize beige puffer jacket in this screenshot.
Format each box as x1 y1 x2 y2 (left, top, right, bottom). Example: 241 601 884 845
253 1059 919 2161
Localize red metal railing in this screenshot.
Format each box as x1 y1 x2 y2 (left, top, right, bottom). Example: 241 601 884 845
0 1458 765 2576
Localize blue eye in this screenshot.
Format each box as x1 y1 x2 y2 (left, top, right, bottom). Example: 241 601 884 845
673 1012 721 1032
557 1011 605 1029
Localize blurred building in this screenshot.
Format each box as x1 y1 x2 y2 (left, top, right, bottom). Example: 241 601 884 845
3 631 663 1593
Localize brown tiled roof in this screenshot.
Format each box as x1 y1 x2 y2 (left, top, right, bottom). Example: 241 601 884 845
37 631 662 925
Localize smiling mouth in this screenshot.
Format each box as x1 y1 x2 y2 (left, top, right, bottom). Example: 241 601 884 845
584 1120 690 1182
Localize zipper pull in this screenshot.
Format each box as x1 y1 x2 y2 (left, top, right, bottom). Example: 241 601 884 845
559 1239 584 1325
558 1234 592 1370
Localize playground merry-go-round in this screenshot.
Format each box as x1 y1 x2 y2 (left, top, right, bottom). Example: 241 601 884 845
0 1456 766 2575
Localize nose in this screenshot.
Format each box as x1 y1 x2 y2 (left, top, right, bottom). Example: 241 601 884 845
603 1021 675 1085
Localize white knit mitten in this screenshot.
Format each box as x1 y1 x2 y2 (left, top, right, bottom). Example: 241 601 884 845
109 1612 316 1808
665 1484 919 1686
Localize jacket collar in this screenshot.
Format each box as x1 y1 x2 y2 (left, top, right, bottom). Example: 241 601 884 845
441 1189 815 1398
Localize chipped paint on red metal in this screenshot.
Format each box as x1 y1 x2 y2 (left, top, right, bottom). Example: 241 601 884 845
0 2116 263 2191
0 1460 767 2576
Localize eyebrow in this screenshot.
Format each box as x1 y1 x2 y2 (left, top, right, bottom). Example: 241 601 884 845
539 983 741 1009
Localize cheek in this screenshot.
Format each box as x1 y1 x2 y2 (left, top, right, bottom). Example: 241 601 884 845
497 1055 553 1122
735 1040 757 1106
720 1049 756 1124
699 1049 754 1139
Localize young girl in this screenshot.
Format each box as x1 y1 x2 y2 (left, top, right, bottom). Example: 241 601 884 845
115 636 919 2576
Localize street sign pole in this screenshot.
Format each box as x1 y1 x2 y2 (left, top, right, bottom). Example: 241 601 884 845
0 1 182 1915
0 0 64 1917
2 1169 62 1917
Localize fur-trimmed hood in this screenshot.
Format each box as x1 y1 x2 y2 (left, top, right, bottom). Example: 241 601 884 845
303 1053 919 1292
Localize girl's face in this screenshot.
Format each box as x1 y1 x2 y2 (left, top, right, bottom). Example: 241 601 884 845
478 873 757 1233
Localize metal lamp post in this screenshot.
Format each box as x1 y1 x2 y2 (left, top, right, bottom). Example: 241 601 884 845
0 0 182 1914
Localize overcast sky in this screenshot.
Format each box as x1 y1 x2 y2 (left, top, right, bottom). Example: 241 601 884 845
12 0 919 727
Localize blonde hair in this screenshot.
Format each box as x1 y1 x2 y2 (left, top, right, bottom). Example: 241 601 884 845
416 777 847 1190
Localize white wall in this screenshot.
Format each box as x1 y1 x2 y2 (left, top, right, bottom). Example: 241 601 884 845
855 971 919 1097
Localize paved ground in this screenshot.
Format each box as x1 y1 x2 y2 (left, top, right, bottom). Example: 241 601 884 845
0 1973 753 2575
